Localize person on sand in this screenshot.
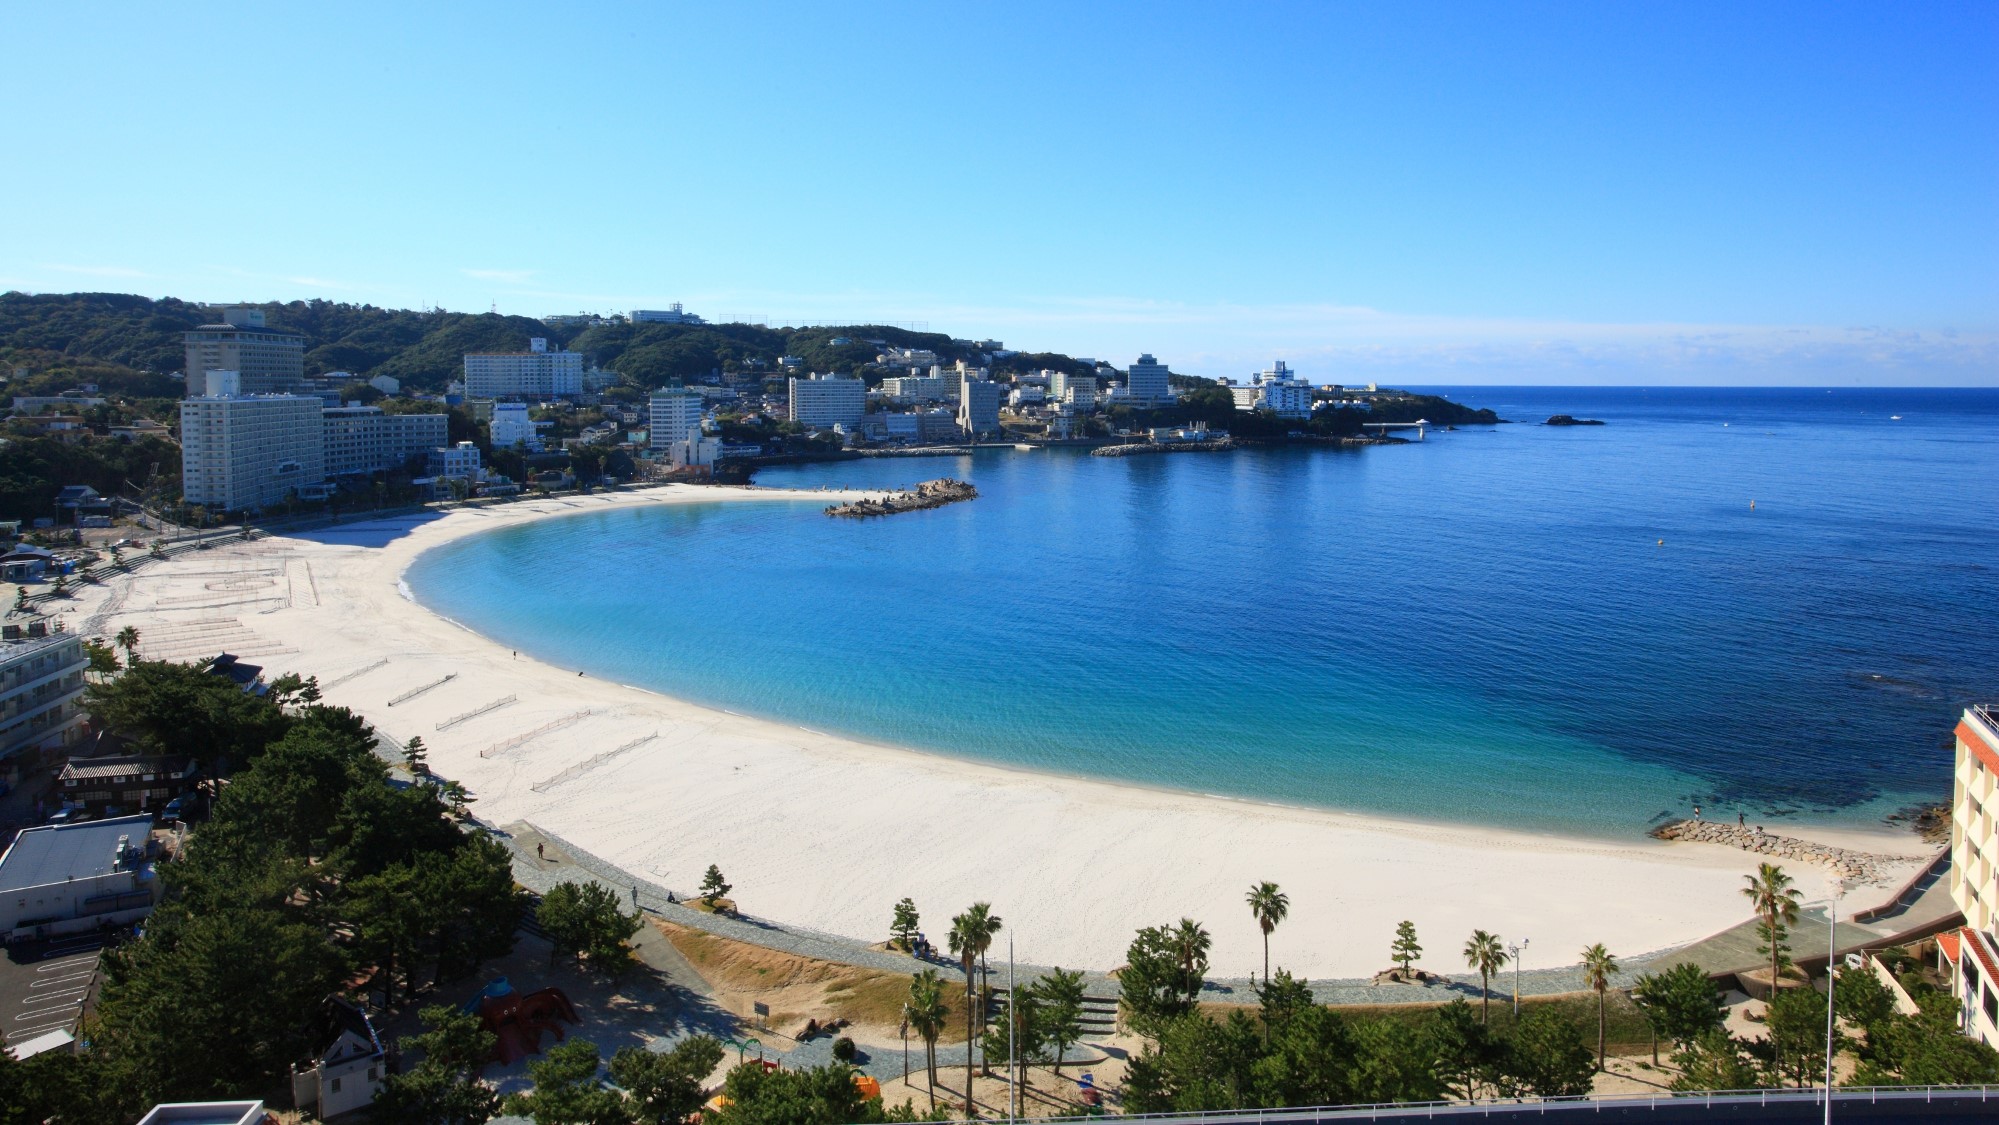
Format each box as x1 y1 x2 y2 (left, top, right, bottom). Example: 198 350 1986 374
1738 811 1745 827
536 842 545 861
1693 803 1702 819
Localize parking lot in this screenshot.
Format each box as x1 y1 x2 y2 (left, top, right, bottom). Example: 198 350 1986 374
0 936 104 1049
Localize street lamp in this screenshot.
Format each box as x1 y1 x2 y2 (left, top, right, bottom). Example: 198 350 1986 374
1825 879 1844 1125
1510 938 1530 1017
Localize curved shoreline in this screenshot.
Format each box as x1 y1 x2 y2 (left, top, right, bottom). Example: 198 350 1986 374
72 484 1930 978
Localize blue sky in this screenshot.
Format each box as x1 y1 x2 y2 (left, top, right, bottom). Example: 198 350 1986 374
4 2 1995 384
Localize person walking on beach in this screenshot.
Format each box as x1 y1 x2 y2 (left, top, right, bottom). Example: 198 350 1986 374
1738 811 1745 827
536 842 545 861
1693 803 1702 820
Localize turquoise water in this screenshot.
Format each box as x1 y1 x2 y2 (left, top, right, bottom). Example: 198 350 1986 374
406 387 1999 839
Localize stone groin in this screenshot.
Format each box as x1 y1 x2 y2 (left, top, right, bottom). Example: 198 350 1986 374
1652 819 1904 885
1092 439 1237 457
856 446 975 458
825 478 977 518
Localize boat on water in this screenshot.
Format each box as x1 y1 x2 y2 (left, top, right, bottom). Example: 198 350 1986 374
1014 443 1038 451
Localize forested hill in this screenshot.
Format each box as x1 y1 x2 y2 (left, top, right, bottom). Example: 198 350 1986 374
0 292 1032 393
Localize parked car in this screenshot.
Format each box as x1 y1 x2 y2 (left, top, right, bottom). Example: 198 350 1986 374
45 808 91 825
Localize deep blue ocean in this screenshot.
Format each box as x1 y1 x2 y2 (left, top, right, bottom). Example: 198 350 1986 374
406 387 1999 839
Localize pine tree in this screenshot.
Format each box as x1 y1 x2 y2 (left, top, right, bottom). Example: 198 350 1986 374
700 864 731 907
1391 920 1423 975
890 897 920 950
403 736 429 775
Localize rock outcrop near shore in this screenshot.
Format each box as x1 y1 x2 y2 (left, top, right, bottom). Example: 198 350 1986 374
1545 414 1606 426
825 478 977 518
1652 819 1904 885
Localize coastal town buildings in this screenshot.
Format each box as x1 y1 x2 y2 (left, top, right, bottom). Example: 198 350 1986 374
179 388 326 511
631 304 705 325
881 373 950 403
55 754 198 817
0 630 88 774
183 307 307 397
488 402 539 450
648 385 705 453
788 373 866 429
427 442 483 484
958 371 1002 436
462 339 584 400
321 405 448 477
1125 353 1174 407
1945 704 1999 1049
1051 370 1098 409
1224 362 1315 420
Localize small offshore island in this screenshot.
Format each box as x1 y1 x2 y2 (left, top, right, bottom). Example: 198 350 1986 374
825 477 976 517
1546 413 1608 426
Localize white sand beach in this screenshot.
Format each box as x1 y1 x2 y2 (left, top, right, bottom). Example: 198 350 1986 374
60 485 1933 979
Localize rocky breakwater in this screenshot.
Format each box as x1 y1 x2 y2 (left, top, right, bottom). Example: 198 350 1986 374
825 477 977 518
1652 819 1906 885
1093 438 1237 457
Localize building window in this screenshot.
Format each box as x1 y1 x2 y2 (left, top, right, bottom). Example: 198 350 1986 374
1988 986 1999 1028
330 1077 341 1093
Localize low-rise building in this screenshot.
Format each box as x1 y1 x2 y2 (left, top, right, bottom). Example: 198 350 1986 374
631 304 705 325
134 1102 266 1125
0 630 89 774
489 402 539 450
290 997 387 1119
56 754 198 818
0 814 160 941
427 442 483 483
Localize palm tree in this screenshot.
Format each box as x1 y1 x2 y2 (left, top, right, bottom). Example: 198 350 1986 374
1245 881 1289 984
904 969 949 1110
948 903 1002 1104
1463 930 1509 1024
1741 862 1802 989
1581 943 1618 1070
114 625 140 665
1172 917 1212 982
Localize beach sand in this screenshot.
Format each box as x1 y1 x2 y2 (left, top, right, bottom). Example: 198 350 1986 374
61 485 1933 979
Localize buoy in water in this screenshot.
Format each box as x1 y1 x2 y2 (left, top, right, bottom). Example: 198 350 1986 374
1657 539 1664 546
1750 500 1756 509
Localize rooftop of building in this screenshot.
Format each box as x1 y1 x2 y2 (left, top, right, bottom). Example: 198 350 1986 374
0 814 154 893
0 628 82 659
57 755 196 783
187 321 305 339
134 1102 266 1125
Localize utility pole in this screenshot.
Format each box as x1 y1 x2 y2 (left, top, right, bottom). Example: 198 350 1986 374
1826 880 1842 1125
1510 937 1530 1017
1007 936 1017 1123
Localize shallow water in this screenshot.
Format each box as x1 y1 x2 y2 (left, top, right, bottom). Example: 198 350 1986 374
407 386 1999 838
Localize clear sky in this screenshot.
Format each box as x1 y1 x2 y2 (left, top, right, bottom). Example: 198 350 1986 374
4 2 1995 384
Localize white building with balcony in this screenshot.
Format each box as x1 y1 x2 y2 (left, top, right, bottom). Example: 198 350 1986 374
648 385 705 452
489 402 539 450
788 374 866 429
0 631 88 771
463 339 584 400
322 406 448 477
179 386 326 511
1945 705 1999 1049
1125 354 1174 407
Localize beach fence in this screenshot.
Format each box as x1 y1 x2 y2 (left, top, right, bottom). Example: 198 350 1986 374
528 733 657 793
480 709 595 758
437 695 518 731
323 658 391 690
386 673 455 706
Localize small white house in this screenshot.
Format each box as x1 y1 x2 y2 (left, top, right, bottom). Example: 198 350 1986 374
290 997 386 1119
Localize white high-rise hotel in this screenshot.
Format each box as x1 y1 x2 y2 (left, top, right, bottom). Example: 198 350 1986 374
648 385 704 452
463 338 584 400
179 372 326 511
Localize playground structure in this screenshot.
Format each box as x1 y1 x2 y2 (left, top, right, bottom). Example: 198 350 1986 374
463 979 580 1065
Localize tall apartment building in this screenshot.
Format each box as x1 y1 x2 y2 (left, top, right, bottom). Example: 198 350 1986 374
1125 353 1173 407
1945 705 1999 1048
322 406 448 476
0 631 89 770
648 385 704 452
788 374 866 429
179 391 326 511
184 307 307 396
462 339 584 400
958 372 1002 437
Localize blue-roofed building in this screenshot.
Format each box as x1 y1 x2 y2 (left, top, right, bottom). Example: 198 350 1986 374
134 1101 268 1125
0 814 159 941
